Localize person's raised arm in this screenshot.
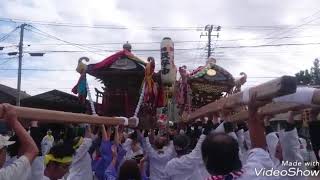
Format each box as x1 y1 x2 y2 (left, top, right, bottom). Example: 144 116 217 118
286 110 297 130
110 145 118 166
280 111 304 163
104 145 118 180
72 125 94 164
1 104 39 163
264 115 275 135
247 93 267 149
101 125 110 141
84 124 94 139
114 126 120 146
141 130 156 155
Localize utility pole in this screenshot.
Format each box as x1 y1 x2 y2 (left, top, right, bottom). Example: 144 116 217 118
17 24 27 106
200 25 221 58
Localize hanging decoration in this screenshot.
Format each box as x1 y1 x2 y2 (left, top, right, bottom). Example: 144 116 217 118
160 37 177 86
143 57 158 105
72 57 89 104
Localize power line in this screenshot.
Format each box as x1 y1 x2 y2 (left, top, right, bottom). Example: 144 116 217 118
20 41 206 46
0 41 319 56
26 25 108 56
0 34 313 50
0 57 17 66
0 18 204 31
259 10 320 41
5 17 320 31
21 47 204 53
27 25 201 53
263 10 320 45
216 42 320 49
0 41 317 56
0 26 20 42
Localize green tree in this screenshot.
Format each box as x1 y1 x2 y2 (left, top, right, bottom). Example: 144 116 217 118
295 59 320 85
311 59 320 85
304 69 312 84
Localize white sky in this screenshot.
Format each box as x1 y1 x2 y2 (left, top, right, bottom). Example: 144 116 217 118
1 0 320 96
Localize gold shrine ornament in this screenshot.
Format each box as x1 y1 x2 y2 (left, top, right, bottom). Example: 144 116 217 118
206 69 217 76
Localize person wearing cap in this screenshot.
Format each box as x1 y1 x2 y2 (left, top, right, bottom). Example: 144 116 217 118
0 134 15 167
43 143 74 180
41 129 54 155
0 104 39 180
67 124 94 180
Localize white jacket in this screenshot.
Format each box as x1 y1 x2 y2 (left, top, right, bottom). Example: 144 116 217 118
67 138 93 180
236 148 274 180
27 156 45 180
265 128 306 180
143 137 176 179
41 135 54 155
163 135 209 180
0 155 31 180
276 128 306 180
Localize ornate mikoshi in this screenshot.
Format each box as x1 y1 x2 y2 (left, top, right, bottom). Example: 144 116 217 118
72 43 147 119
72 42 171 129
188 57 235 108
232 72 247 94
175 57 247 121
160 37 177 86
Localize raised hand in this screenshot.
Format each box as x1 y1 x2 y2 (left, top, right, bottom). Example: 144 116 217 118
1 104 18 128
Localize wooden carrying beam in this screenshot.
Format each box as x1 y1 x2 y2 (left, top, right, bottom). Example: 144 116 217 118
187 76 297 122
230 89 320 122
0 105 138 127
229 102 306 122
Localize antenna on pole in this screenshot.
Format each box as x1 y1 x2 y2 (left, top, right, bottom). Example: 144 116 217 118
200 25 221 58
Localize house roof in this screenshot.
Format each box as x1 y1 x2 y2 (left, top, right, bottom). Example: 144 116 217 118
21 89 87 113
0 84 30 99
22 89 80 104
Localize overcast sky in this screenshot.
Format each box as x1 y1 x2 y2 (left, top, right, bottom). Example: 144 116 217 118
1 0 320 97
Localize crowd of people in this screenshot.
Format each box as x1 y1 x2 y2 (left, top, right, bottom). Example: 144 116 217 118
0 92 319 180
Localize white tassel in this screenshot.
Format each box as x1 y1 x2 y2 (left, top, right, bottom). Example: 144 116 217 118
134 82 145 117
